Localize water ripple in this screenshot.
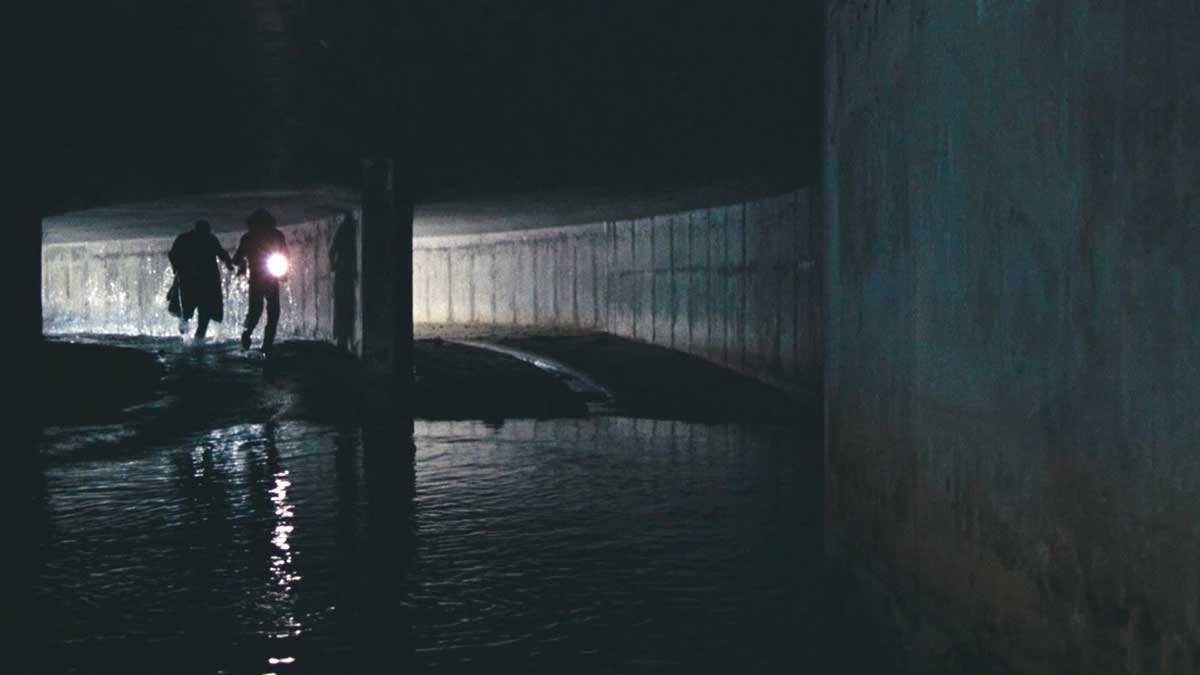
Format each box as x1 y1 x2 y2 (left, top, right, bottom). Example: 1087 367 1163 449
13 417 818 673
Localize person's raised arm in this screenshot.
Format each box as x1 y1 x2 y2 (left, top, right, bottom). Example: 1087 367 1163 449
232 234 248 275
211 235 234 270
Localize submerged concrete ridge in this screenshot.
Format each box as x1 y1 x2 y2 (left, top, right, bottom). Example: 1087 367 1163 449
449 339 613 400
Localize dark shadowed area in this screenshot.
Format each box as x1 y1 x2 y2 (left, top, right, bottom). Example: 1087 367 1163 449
30 1 822 214
4 336 832 674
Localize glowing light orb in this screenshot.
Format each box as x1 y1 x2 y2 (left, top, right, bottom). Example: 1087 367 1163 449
266 253 289 278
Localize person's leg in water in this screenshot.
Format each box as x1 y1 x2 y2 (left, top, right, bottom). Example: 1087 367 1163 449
194 308 211 344
178 284 193 335
243 284 265 350
262 283 281 355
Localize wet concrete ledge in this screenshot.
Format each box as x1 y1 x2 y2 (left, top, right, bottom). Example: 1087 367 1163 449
39 340 165 427
286 332 809 427
38 332 808 432
489 333 815 427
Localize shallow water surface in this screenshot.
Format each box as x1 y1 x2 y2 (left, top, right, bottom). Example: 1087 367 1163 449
7 339 821 674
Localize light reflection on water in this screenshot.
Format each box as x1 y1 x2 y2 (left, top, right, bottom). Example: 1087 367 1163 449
13 417 818 673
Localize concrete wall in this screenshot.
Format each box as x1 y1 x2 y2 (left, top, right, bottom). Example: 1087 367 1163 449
3 192 41 433
43 213 358 344
414 223 610 329
826 1 1200 672
413 189 820 393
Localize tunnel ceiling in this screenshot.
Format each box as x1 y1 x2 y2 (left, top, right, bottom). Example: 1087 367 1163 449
43 188 358 245
42 174 802 245
31 0 822 216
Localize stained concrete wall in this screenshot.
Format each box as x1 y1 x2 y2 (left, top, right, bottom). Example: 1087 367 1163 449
826 1 1200 672
43 212 358 344
414 223 611 329
413 189 820 393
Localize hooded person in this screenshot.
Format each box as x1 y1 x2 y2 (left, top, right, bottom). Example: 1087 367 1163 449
233 208 289 355
168 219 234 342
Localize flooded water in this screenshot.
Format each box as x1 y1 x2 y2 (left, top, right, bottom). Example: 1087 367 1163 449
5 339 822 674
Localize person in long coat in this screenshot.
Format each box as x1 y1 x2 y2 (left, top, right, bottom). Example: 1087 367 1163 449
168 220 234 341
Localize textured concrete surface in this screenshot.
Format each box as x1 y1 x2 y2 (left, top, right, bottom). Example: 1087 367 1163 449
414 222 611 332
825 2 1200 672
358 159 414 385
413 189 820 394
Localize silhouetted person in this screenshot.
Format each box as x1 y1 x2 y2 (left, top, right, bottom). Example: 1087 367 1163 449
168 220 234 342
233 208 288 355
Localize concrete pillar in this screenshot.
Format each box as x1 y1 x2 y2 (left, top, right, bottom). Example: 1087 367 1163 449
359 158 413 431
0 151 42 437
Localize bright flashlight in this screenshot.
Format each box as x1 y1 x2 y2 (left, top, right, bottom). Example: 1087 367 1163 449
266 253 289 278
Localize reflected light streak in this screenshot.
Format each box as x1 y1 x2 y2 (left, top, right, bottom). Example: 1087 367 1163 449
267 465 303 639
